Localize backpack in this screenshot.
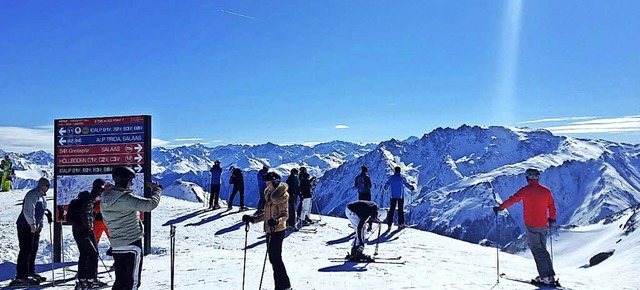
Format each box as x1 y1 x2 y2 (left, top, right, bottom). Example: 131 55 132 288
66 198 83 227
355 174 369 193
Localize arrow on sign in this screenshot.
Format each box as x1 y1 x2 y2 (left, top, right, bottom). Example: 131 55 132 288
135 144 143 153
134 164 143 172
58 138 67 146
134 154 143 162
59 127 67 135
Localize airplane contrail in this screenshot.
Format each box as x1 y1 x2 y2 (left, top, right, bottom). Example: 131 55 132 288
220 9 257 20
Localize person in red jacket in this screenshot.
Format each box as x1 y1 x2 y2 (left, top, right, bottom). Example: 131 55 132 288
93 182 110 243
494 168 558 286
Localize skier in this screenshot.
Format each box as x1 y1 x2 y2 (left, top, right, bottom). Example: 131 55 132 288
228 167 246 210
101 166 162 290
298 167 315 226
493 168 558 286
285 168 300 231
71 179 109 289
255 165 269 214
354 165 372 201
1 154 14 191
93 182 110 244
209 160 222 209
344 200 384 261
242 172 293 290
384 166 415 231
10 178 52 287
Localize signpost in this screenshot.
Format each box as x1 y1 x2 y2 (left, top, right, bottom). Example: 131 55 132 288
53 115 152 262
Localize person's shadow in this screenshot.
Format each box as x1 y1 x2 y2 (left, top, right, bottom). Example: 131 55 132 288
162 209 210 226
325 233 355 245
317 262 367 272
0 261 78 288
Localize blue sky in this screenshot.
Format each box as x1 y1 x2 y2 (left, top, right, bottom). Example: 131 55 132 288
1 1 639 153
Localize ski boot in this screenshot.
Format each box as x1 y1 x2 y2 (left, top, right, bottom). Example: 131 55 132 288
87 279 109 289
9 277 40 287
29 273 47 282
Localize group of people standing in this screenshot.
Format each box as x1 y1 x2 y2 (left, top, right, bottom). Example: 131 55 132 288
354 165 415 232
11 166 163 290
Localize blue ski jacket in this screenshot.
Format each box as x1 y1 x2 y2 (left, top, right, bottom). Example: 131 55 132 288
385 173 414 199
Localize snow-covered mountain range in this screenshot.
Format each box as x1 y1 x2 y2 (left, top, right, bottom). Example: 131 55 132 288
5 125 640 249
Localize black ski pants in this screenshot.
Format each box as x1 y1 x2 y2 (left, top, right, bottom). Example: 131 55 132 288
73 230 98 280
287 194 298 227
266 231 291 290
16 225 40 279
112 240 143 290
209 184 221 207
257 187 266 212
359 192 373 228
228 186 244 208
387 198 405 227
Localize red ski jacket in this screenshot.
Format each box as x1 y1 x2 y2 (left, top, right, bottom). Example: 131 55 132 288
499 180 557 228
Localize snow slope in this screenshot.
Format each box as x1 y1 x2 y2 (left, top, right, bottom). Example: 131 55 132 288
1 189 638 289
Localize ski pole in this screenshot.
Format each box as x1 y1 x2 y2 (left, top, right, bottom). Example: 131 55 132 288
48 220 55 286
170 225 176 290
489 182 499 283
88 236 113 279
242 222 249 290
549 227 554 263
258 226 274 290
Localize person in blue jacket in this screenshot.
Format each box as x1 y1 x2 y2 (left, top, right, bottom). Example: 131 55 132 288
209 160 222 209
384 166 414 231
10 178 52 287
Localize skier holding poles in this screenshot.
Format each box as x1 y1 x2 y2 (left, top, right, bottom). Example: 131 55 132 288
242 172 293 290
384 166 414 232
493 168 559 286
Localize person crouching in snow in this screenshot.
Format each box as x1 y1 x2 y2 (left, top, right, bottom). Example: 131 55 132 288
242 172 293 290
345 200 384 261
493 168 558 286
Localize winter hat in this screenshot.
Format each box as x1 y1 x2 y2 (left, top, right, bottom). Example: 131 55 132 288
38 177 50 187
361 165 368 173
525 168 540 180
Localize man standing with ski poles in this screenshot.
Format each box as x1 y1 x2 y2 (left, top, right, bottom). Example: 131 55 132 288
384 166 414 232
242 172 293 290
10 178 52 287
493 168 559 286
209 160 222 209
101 166 162 290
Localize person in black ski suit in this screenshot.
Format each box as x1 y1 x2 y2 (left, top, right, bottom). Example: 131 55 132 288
255 165 269 214
298 167 315 226
209 160 222 209
354 165 372 201
285 168 300 230
242 172 293 290
345 200 380 261
11 178 52 287
72 179 108 289
228 167 246 210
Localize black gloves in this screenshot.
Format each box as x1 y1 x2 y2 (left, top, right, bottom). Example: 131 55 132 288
492 206 501 215
44 209 53 224
410 186 415 191
267 218 278 228
242 215 254 223
548 218 557 226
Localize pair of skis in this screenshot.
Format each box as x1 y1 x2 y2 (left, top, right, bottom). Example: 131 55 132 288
500 273 568 289
328 255 405 264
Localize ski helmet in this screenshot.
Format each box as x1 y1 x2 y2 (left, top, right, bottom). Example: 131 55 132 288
300 167 307 173
361 165 368 173
263 172 281 187
525 168 540 180
93 178 105 189
290 168 298 175
214 160 220 164
112 166 136 186
394 166 401 173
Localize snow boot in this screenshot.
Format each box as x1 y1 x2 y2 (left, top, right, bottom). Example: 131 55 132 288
9 277 40 287
29 273 47 282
